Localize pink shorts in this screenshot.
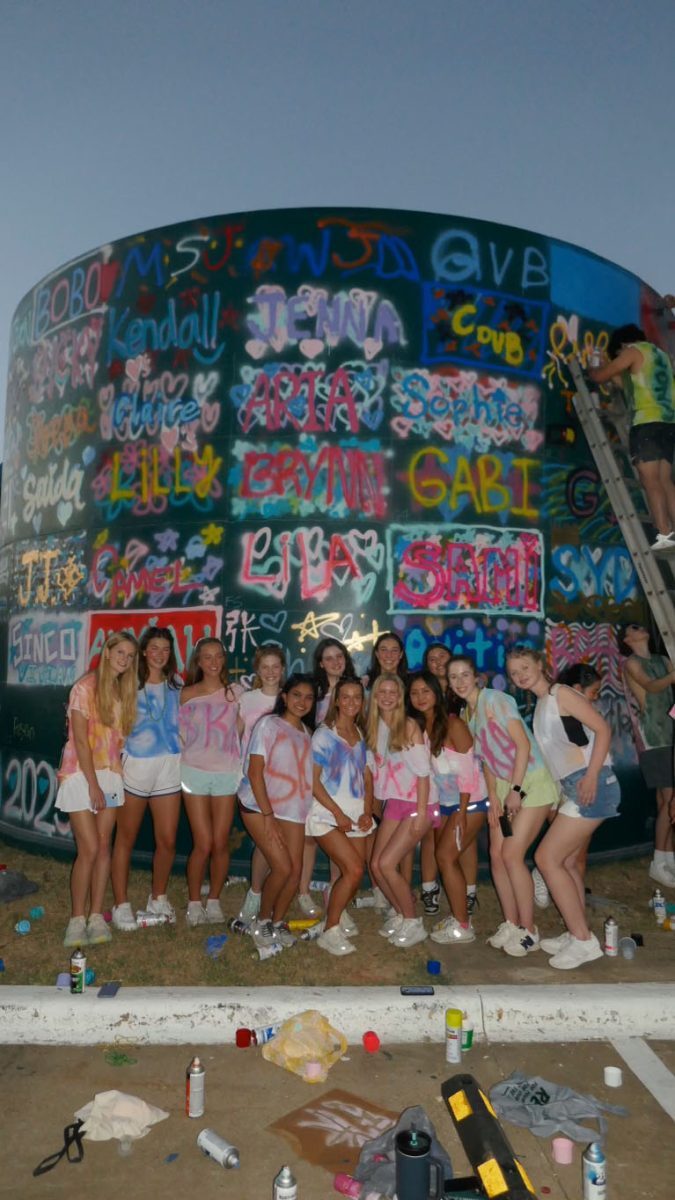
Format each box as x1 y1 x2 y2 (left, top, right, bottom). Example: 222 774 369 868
382 798 441 828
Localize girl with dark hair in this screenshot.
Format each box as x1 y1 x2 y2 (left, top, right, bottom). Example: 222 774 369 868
179 638 242 927
367 673 435 948
238 673 317 950
408 670 487 945
297 638 359 916
307 678 374 956
111 627 182 932
448 653 558 958
57 632 138 948
507 647 619 970
236 643 286 927
367 632 409 688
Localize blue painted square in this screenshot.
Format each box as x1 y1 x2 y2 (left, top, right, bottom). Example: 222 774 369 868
550 243 640 326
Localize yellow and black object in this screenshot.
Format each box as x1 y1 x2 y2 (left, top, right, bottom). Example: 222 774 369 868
441 1073 538 1200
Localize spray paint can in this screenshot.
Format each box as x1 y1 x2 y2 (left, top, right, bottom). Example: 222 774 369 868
273 1164 298 1199
254 941 284 961
197 1128 240 1168
300 921 326 942
652 889 667 924
135 911 169 928
228 917 251 936
582 1141 607 1199
186 1055 205 1118
445 1008 463 1064
70 948 86 994
603 916 618 957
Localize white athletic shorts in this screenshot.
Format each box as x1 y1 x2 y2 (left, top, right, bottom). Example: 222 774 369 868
55 768 124 813
123 752 181 798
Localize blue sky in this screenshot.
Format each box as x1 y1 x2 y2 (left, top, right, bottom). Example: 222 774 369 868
2 0 674 458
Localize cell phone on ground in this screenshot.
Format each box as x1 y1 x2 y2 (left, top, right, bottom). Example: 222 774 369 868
400 986 435 996
499 814 513 838
98 981 122 998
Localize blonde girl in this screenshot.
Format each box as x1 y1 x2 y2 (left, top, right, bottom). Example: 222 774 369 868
56 632 138 948
179 638 242 927
507 647 618 970
448 654 559 958
367 674 434 949
236 643 286 926
308 678 374 956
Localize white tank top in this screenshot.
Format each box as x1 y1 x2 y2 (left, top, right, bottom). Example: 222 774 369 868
533 686 600 780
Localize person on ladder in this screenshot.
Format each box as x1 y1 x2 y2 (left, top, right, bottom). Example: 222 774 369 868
589 324 675 552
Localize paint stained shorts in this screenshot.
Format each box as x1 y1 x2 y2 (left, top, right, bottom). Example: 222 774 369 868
382 798 441 828
629 421 675 465
181 764 241 797
123 752 181 798
557 765 621 820
55 768 124 813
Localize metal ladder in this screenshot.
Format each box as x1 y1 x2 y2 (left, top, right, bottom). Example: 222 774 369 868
568 355 675 660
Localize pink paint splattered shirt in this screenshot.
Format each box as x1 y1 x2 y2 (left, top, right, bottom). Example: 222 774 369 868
58 673 124 780
239 714 313 823
179 688 241 773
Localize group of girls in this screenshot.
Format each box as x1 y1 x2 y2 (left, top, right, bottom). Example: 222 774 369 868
55 624 619 971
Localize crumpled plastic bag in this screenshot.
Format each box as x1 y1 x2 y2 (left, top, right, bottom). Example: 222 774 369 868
0 869 38 904
354 1105 452 1199
74 1090 169 1141
261 1009 347 1083
489 1071 628 1142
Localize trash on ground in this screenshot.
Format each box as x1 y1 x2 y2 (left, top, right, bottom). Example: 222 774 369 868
262 1009 347 1083
489 1071 628 1141
270 1088 396 1173
74 1089 168 1141
0 868 39 904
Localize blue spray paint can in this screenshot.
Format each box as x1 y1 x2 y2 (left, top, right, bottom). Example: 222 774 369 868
582 1141 607 1199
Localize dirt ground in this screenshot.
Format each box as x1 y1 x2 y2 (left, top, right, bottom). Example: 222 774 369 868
1 1037 672 1200
1 839 674 989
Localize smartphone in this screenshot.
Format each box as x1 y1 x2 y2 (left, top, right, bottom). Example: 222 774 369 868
98 981 122 998
400 986 435 996
104 793 123 808
499 813 513 838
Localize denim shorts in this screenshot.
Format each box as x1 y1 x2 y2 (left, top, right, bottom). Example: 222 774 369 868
557 765 621 820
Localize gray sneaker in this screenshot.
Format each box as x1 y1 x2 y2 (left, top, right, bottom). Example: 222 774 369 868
87 913 112 945
63 916 88 948
147 893 176 923
253 918 279 948
273 922 296 948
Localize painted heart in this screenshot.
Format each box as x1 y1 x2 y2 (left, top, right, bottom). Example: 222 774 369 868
200 400 220 433
245 339 267 360
161 426 179 452
299 338 324 360
56 500 73 526
363 337 383 361
193 372 219 403
259 611 288 634
125 355 144 385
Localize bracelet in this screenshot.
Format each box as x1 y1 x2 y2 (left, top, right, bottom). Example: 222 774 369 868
510 784 525 796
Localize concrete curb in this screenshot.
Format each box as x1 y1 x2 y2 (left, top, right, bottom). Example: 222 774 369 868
2 983 674 1045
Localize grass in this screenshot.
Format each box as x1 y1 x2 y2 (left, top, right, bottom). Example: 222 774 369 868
0 836 661 989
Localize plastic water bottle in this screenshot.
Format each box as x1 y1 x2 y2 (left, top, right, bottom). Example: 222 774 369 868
653 888 666 925
582 1141 606 1199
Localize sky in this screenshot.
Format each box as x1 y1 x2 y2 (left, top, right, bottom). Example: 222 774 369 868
1 0 674 459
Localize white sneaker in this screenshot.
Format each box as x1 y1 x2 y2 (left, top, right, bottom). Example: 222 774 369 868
252 917 280 948
379 912 404 938
650 531 675 552
531 867 551 908
486 920 519 949
112 902 138 932
390 917 428 948
317 924 355 956
540 931 571 955
503 926 540 957
549 932 603 970
339 909 359 937
186 902 208 928
297 892 322 917
87 913 112 945
238 888 261 924
204 898 225 924
430 917 475 944
147 894 176 923
649 861 675 889
63 916 88 948
273 922 296 948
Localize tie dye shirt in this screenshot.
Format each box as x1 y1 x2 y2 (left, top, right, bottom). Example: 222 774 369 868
238 688 277 758
58 673 124 780
308 724 371 828
466 687 548 782
125 682 181 757
370 719 430 804
238 714 313 823
179 688 241 773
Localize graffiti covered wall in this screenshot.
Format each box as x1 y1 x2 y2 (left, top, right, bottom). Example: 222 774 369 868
1 208 668 859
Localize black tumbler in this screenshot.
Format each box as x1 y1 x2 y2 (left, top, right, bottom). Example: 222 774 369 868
394 1128 443 1200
